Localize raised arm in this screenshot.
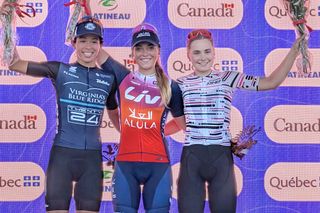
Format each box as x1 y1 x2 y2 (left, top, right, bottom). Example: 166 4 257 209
97 48 110 66
258 36 303 91
8 48 28 74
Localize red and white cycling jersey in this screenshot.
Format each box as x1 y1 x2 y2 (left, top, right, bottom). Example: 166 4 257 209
102 57 184 162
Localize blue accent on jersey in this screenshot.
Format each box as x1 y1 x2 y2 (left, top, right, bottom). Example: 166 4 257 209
60 98 105 109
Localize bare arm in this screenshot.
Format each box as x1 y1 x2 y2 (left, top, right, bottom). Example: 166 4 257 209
164 115 186 136
258 36 303 91
107 108 120 132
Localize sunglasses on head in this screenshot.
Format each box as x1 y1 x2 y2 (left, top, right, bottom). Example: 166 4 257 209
132 23 158 35
77 16 103 28
187 29 212 42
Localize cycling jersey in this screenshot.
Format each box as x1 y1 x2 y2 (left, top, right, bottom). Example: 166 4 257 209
177 71 259 146
27 61 117 150
101 57 184 163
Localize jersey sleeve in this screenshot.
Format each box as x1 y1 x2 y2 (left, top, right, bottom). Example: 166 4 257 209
106 80 118 110
26 61 60 79
223 71 259 91
101 57 130 85
168 80 184 117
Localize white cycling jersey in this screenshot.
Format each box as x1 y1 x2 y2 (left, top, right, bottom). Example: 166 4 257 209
177 70 260 146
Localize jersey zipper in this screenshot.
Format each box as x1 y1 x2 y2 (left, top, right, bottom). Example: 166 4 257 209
139 75 147 161
85 66 90 149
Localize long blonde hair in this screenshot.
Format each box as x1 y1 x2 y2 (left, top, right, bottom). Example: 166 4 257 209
155 61 171 107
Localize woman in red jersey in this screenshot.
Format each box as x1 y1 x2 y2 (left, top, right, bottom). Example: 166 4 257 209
97 23 185 213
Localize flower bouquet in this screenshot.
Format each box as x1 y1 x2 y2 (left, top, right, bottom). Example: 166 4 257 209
282 0 312 74
64 0 91 45
0 1 35 66
231 125 261 160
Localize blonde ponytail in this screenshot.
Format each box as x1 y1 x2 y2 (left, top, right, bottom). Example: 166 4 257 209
155 61 171 107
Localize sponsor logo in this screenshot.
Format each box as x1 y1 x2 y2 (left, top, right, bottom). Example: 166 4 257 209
0 176 41 187
68 88 106 105
124 118 157 130
136 31 151 38
265 105 320 144
0 115 37 130
88 0 146 28
99 0 118 10
69 67 77 73
16 0 48 27
85 22 96 30
63 67 79 78
167 47 243 81
122 57 137 72
221 60 238 71
265 48 320 87
265 0 320 30
125 86 161 104
0 162 45 201
171 163 243 200
67 106 102 126
22 176 41 187
0 104 46 143
26 2 43 13
168 106 242 143
96 72 111 78
123 107 157 129
0 46 47 85
96 79 110 86
168 0 243 29
102 163 114 201
177 3 235 17
129 108 153 120
265 162 320 201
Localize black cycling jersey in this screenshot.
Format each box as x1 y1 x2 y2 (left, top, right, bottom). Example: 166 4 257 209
27 61 117 150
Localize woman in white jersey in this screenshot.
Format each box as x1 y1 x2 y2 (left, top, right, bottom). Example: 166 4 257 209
173 29 303 213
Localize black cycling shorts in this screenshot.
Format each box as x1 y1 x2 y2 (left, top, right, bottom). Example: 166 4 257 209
178 145 237 213
45 146 103 211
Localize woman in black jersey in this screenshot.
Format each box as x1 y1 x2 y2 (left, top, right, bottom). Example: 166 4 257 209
2 9 119 212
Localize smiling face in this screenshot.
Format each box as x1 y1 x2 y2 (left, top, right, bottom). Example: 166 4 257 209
132 42 160 75
187 38 215 76
73 35 102 67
